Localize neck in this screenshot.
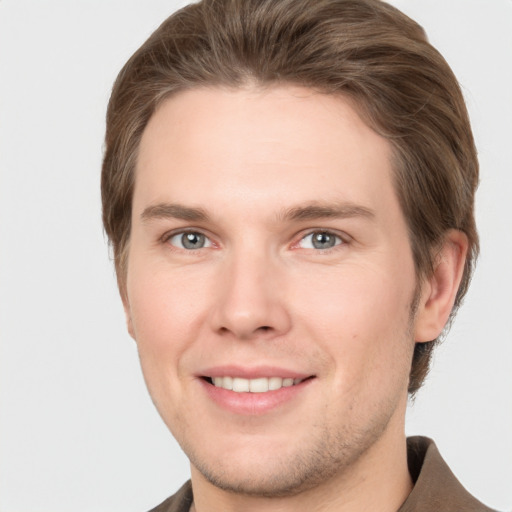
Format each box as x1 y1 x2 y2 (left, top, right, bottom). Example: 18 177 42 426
190 407 412 512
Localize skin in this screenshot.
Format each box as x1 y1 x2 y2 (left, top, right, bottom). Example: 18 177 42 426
124 85 467 512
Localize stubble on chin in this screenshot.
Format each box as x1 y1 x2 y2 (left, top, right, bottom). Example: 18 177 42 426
186 404 398 499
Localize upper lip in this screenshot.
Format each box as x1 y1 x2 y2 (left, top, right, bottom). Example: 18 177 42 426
197 365 313 380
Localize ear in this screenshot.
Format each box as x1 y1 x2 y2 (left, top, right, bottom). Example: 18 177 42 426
121 293 136 340
414 230 469 342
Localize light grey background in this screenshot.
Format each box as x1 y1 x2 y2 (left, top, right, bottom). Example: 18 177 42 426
0 1 510 511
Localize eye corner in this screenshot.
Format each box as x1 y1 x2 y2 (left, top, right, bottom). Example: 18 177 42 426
163 229 215 251
294 229 348 252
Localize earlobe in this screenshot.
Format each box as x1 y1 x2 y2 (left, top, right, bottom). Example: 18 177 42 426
414 230 469 342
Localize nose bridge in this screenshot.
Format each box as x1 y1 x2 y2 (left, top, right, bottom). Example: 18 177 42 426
211 241 290 339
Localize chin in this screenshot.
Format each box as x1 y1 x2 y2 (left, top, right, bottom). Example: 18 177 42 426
184 423 384 498
191 451 336 498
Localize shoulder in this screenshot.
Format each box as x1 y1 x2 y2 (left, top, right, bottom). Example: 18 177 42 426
400 436 497 512
147 481 193 512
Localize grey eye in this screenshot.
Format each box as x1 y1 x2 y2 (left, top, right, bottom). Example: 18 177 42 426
299 231 342 250
168 232 211 250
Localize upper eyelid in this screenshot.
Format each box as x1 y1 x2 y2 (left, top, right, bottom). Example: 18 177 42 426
161 227 212 243
296 228 350 243
159 227 351 248
162 229 216 252
288 229 351 253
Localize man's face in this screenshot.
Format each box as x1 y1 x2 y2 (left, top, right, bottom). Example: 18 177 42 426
125 86 420 495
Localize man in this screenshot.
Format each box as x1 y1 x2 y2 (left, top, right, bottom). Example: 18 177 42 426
101 0 494 510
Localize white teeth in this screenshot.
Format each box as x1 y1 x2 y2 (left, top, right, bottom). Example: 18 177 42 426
223 376 233 390
210 376 304 392
249 377 269 393
232 377 250 392
268 377 283 390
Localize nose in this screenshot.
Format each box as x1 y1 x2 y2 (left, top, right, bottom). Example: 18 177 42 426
210 249 292 341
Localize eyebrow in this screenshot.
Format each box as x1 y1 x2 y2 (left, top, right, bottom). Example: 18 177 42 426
140 201 375 224
279 202 375 222
141 203 209 222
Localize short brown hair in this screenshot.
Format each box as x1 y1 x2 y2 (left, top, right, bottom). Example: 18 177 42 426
101 0 479 394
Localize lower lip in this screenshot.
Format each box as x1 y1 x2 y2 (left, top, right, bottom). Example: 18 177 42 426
200 378 313 415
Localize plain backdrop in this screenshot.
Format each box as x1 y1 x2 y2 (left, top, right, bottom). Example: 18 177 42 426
0 1 511 511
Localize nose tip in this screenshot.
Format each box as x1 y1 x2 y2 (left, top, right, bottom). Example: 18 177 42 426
210 257 291 341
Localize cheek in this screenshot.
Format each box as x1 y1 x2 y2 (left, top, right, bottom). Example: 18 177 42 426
125 268 207 425
293 261 415 377
297 262 413 332
126 263 208 368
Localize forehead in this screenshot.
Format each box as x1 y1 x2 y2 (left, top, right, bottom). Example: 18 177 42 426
134 85 397 222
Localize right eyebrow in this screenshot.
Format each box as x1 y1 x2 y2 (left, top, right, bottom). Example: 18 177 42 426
140 202 209 223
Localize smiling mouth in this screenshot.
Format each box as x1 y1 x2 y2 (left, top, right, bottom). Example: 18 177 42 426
204 376 311 393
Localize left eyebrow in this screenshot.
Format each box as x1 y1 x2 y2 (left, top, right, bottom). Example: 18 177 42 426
279 202 376 222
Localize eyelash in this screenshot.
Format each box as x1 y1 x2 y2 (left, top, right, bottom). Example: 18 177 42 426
294 230 346 251
161 229 348 253
162 230 214 251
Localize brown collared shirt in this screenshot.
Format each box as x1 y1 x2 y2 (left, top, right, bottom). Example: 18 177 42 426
148 437 496 512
